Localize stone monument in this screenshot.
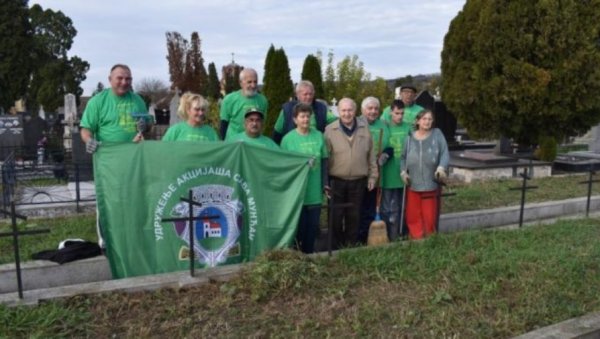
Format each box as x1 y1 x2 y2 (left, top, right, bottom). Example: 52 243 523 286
63 93 77 151
169 89 181 126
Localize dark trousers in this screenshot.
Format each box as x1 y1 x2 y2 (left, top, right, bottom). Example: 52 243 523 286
330 177 367 249
297 204 321 254
359 188 377 243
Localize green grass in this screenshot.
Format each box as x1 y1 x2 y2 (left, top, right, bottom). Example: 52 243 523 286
0 215 96 265
2 219 600 337
442 174 600 213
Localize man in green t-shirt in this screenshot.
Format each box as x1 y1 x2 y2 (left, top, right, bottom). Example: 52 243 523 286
358 96 393 244
229 108 278 149
81 64 149 150
381 100 411 240
80 64 149 248
219 68 269 140
381 84 424 126
272 80 337 144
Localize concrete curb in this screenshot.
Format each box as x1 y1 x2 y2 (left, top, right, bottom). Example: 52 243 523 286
0 263 243 307
440 196 600 232
513 311 600 339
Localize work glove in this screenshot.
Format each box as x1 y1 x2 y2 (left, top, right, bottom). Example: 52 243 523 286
435 167 447 182
86 139 100 154
377 153 389 166
401 171 410 185
136 118 148 133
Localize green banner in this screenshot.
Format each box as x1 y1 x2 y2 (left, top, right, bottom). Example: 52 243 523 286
94 141 311 278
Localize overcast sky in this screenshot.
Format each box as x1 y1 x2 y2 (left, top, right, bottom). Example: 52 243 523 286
31 0 466 96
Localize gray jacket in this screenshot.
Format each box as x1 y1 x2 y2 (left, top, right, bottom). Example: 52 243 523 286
401 128 449 191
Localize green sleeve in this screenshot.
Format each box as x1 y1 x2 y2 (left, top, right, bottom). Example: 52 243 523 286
381 106 391 122
326 110 338 124
162 125 177 141
80 97 98 132
220 95 232 121
274 110 285 133
321 134 328 158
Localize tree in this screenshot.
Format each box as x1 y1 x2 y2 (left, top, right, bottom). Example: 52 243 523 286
301 54 325 99
165 32 186 91
441 0 600 151
360 77 393 108
322 50 336 101
92 82 105 96
206 62 220 101
166 31 208 94
135 77 169 104
263 44 276 86
262 46 294 136
0 0 33 112
335 55 370 102
26 4 88 112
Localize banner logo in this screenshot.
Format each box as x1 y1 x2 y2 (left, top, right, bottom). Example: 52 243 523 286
170 184 243 267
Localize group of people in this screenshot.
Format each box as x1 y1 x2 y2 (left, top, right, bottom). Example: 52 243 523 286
81 63 449 253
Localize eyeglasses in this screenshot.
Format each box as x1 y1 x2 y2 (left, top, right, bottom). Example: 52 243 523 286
192 107 204 111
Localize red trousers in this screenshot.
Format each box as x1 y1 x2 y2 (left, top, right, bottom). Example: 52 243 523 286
405 188 439 239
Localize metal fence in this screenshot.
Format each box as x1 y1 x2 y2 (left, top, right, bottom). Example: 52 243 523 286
0 147 94 212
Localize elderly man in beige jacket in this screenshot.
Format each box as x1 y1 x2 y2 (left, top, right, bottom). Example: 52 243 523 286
325 97 378 249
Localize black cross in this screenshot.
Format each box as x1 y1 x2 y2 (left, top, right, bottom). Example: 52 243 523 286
161 190 219 277
0 202 49 299
509 167 538 228
579 167 600 217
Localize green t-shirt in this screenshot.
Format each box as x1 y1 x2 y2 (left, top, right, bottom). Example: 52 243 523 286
281 128 328 205
162 122 219 142
220 90 269 140
367 118 391 156
274 109 338 133
229 132 279 149
382 122 411 189
80 89 148 142
381 103 424 127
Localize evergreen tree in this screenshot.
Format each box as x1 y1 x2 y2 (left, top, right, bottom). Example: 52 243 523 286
27 4 89 112
0 0 33 112
206 62 221 100
441 0 600 150
300 54 324 100
262 44 276 86
262 46 294 136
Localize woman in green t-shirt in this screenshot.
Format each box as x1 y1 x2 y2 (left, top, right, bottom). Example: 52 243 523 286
162 92 219 142
281 103 328 253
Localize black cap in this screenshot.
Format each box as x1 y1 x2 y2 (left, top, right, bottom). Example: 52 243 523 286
244 107 264 119
401 84 417 92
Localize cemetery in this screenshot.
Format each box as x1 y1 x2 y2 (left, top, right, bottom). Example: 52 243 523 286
1 90 600 337
4 1 600 336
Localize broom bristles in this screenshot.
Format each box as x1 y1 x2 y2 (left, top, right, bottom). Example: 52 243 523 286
367 219 389 246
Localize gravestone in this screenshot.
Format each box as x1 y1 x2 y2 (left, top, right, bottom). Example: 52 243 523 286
155 108 170 125
0 115 24 159
450 149 552 182
22 112 48 157
63 93 77 151
169 90 181 126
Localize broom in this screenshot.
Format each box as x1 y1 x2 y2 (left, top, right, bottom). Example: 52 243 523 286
367 128 389 246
